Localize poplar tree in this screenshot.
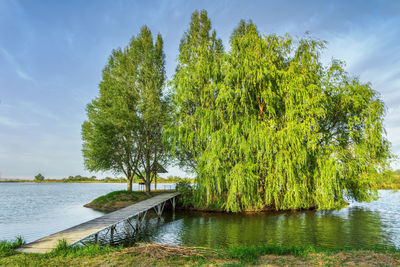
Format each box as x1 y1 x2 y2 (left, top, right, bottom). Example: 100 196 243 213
171 15 391 212
169 10 224 171
82 26 168 193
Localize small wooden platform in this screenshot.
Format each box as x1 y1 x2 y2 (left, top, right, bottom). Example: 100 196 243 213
18 192 180 253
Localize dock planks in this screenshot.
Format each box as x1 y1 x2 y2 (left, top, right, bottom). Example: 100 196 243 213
18 192 180 253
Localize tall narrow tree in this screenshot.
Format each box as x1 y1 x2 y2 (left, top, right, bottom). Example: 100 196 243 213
82 26 169 193
168 10 224 203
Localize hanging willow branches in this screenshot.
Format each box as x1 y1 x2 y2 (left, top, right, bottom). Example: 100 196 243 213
169 11 391 212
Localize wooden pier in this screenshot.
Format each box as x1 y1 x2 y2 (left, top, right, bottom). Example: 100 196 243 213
18 192 180 253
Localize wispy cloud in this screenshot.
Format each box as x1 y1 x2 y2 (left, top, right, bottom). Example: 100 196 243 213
15 69 35 82
2 100 60 122
65 31 74 47
320 17 400 168
0 115 22 127
323 18 400 103
0 46 36 83
19 101 60 121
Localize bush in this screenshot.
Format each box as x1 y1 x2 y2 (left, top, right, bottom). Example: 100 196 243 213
34 173 45 181
50 239 119 257
175 180 193 207
0 236 24 257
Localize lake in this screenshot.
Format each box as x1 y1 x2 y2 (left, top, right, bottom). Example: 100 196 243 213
0 182 173 243
1 183 400 248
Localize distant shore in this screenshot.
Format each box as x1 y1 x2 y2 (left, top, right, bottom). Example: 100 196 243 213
0 179 124 183
0 178 397 189
0 179 192 184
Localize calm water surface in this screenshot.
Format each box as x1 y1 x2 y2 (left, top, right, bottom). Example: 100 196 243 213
142 190 400 248
1 183 400 248
0 182 173 242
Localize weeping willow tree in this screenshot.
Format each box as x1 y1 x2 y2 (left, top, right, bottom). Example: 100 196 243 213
170 12 391 212
168 10 224 171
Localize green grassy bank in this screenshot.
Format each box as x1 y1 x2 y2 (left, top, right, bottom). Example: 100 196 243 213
374 171 400 190
84 190 175 212
1 238 400 266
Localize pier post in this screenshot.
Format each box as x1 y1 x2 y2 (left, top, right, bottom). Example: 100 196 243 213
153 202 166 217
171 197 176 211
127 217 136 232
110 226 115 245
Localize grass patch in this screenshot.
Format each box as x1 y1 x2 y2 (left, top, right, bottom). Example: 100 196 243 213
1 242 400 266
84 190 175 212
88 190 141 207
0 236 25 257
49 239 121 257
227 245 316 264
226 244 400 264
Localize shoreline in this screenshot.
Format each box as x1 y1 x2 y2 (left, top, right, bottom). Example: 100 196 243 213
0 180 187 184
83 190 175 212
1 239 400 266
1 179 396 190
82 190 319 214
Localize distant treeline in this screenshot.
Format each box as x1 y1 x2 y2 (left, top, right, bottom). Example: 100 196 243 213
62 175 126 182
374 170 400 189
0 175 192 183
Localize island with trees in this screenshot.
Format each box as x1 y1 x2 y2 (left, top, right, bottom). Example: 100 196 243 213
82 10 392 212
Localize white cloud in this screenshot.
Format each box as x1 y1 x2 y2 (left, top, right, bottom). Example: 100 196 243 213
65 31 74 47
0 46 36 83
16 69 34 82
0 115 21 127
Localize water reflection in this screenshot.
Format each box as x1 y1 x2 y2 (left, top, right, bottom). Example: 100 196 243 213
0 183 175 242
136 202 396 248
1 183 398 248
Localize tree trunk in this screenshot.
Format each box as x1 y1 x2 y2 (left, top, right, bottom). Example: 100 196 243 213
155 175 157 191
145 171 151 195
127 178 132 191
145 182 151 195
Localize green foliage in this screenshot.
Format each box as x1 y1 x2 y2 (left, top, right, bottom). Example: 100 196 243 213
101 177 127 183
0 236 24 257
88 190 141 207
82 25 170 192
132 175 193 183
159 176 188 182
167 10 224 172
0 243 399 266
169 12 392 212
50 239 120 257
34 173 45 181
62 175 127 183
64 175 96 182
227 245 315 264
227 245 400 264
175 180 193 207
374 170 400 189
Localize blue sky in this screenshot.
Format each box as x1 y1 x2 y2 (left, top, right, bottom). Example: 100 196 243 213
0 0 399 179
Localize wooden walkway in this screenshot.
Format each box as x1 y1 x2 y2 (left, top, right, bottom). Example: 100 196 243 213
18 192 180 253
